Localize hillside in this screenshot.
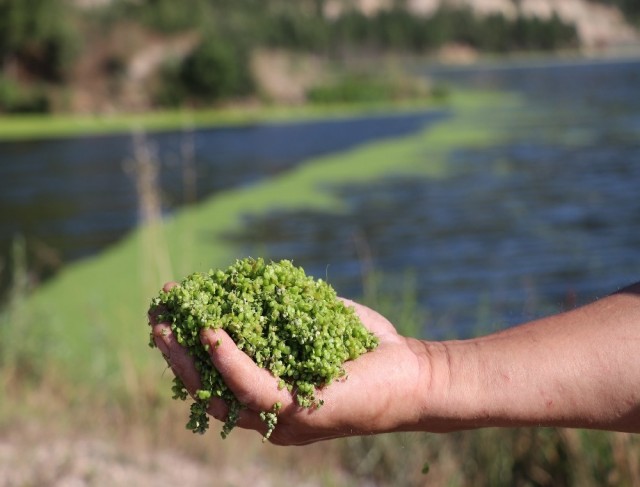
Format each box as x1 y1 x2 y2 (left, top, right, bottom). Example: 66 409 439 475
1 0 638 116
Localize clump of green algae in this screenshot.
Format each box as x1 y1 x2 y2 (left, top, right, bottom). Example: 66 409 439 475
149 257 378 440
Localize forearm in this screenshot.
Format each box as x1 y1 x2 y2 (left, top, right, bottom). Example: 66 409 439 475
149 283 640 444
417 284 640 433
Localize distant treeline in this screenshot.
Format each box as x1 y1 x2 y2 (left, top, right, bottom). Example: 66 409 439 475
266 8 578 53
0 0 581 113
116 0 578 53
592 0 640 23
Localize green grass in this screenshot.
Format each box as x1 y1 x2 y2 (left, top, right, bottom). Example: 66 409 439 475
0 97 453 141
0 86 519 141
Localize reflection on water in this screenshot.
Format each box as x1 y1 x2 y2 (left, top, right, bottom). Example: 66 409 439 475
228 59 640 337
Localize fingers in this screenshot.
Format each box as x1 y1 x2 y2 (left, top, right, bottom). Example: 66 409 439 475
206 397 273 435
148 283 279 438
200 327 292 413
200 327 296 437
151 323 271 435
151 323 202 396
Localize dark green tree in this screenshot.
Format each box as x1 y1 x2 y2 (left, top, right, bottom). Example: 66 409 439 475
0 0 77 82
179 36 253 103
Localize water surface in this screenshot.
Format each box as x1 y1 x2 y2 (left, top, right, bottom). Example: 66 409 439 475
0 111 443 288
228 58 640 337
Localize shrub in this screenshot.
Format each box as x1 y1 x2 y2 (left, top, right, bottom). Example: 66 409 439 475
0 0 78 82
307 74 392 104
179 36 253 104
0 76 50 113
153 58 187 107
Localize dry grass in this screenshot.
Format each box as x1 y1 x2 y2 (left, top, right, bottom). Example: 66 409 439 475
4 368 640 487
0 370 358 487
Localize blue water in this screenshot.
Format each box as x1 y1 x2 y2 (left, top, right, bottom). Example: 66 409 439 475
228 58 640 337
0 111 443 289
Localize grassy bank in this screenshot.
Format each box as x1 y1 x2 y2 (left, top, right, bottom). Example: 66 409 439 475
0 97 448 141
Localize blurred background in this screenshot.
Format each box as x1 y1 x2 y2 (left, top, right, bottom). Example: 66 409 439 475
1 0 639 485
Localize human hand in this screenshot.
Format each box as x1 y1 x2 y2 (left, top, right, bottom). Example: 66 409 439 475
150 280 640 441
149 283 432 445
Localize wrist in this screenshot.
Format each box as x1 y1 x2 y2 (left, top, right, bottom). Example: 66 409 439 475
409 337 487 433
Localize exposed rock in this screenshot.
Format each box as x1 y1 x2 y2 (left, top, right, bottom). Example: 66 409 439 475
69 27 199 114
436 43 480 64
251 49 328 104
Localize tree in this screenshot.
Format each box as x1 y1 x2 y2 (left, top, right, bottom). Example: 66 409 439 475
0 0 77 82
179 37 253 103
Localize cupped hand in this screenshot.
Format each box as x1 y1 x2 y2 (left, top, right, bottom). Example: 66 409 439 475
149 283 431 445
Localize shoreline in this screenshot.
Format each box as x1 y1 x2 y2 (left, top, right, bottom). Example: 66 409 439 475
2 47 639 142
415 41 640 71
0 99 444 143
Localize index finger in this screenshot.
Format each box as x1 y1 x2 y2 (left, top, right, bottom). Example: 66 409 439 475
200 327 294 413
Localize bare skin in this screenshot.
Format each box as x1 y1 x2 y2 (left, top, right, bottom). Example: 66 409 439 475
149 282 640 445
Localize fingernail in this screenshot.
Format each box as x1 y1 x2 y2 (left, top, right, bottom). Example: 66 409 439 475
152 326 171 356
200 328 220 347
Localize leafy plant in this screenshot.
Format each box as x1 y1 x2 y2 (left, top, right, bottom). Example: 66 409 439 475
0 0 78 82
149 257 378 440
179 36 253 104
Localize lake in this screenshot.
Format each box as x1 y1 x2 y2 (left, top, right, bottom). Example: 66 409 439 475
228 57 640 336
1 57 639 338
0 111 443 292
